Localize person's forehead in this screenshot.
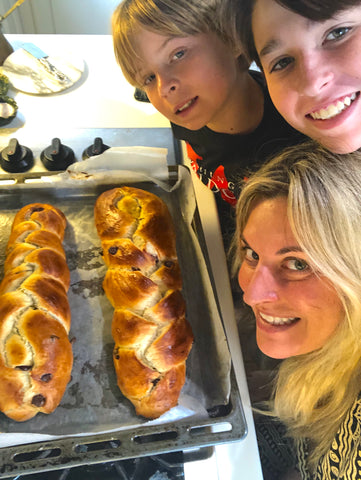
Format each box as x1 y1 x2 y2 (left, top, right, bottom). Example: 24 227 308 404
252 0 316 54
243 197 297 249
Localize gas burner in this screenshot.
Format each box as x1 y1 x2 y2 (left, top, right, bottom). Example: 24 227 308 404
82 137 110 160
40 138 75 171
0 136 105 173
0 127 180 176
0 138 34 173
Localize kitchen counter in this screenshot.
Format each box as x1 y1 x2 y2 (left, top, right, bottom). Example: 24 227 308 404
1 34 263 480
2 34 170 130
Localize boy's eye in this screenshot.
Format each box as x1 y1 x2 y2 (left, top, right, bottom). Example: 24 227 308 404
270 56 294 73
284 258 309 272
172 49 185 61
325 26 350 42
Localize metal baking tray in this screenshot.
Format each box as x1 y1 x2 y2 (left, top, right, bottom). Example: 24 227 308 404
0 165 247 478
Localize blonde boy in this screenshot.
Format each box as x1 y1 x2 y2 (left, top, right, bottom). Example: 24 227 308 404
112 0 304 241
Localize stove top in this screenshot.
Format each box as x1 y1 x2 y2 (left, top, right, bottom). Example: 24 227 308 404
0 127 181 177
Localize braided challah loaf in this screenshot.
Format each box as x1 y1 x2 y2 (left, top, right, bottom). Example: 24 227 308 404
0 203 72 422
95 187 193 418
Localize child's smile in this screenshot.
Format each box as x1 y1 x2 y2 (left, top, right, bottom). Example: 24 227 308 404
174 96 198 115
252 0 361 153
308 92 358 120
133 29 261 133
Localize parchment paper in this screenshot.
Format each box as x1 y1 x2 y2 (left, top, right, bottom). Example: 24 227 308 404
0 148 231 447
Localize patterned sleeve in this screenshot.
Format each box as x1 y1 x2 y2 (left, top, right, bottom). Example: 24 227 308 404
314 396 361 479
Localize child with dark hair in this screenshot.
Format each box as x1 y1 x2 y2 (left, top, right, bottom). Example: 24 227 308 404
239 0 361 155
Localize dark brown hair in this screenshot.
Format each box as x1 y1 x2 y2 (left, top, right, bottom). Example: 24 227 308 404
239 0 361 65
276 0 361 20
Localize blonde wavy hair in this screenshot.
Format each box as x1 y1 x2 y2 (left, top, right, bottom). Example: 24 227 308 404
232 141 361 470
111 0 246 87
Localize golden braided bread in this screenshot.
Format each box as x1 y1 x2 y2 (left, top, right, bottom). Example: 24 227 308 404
0 203 73 422
95 187 193 418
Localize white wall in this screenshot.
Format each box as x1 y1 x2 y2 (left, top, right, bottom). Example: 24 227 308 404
1 0 121 34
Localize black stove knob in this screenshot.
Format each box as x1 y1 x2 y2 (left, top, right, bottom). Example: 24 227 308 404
41 138 75 171
82 137 110 160
0 138 34 173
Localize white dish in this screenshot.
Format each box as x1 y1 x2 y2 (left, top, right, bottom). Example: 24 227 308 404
0 47 84 95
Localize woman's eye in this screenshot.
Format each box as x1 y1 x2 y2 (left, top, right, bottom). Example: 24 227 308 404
325 26 350 42
270 56 294 73
285 258 309 272
243 247 259 263
144 74 155 86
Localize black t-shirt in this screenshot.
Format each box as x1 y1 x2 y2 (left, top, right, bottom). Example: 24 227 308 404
171 70 306 245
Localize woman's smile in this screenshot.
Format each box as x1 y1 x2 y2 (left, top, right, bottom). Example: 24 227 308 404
258 311 300 326
252 0 361 153
238 197 344 359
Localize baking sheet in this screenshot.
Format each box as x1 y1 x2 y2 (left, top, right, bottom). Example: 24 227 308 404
0 161 231 444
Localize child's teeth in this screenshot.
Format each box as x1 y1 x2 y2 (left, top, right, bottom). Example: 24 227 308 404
178 99 194 112
310 93 357 120
328 105 338 116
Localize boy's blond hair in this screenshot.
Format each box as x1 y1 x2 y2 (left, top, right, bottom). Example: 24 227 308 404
112 0 246 87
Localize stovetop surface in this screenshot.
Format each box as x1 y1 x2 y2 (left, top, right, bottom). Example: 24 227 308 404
0 127 181 176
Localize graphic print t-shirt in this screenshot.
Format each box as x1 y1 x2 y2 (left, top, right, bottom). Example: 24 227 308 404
171 70 306 208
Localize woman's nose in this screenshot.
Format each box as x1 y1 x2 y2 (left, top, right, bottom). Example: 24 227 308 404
296 54 334 97
239 266 280 307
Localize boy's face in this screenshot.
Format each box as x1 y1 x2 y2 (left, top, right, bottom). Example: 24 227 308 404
133 29 242 132
252 0 361 154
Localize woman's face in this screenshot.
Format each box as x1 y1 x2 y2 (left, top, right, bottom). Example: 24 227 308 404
238 197 344 359
252 0 361 153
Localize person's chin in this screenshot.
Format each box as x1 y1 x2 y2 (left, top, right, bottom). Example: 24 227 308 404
322 136 361 154
300 121 361 153
172 113 206 131
256 336 294 360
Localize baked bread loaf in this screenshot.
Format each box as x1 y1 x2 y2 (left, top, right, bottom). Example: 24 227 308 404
0 203 72 422
94 187 193 418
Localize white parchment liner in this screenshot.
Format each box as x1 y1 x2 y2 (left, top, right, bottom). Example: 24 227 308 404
0 147 231 447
